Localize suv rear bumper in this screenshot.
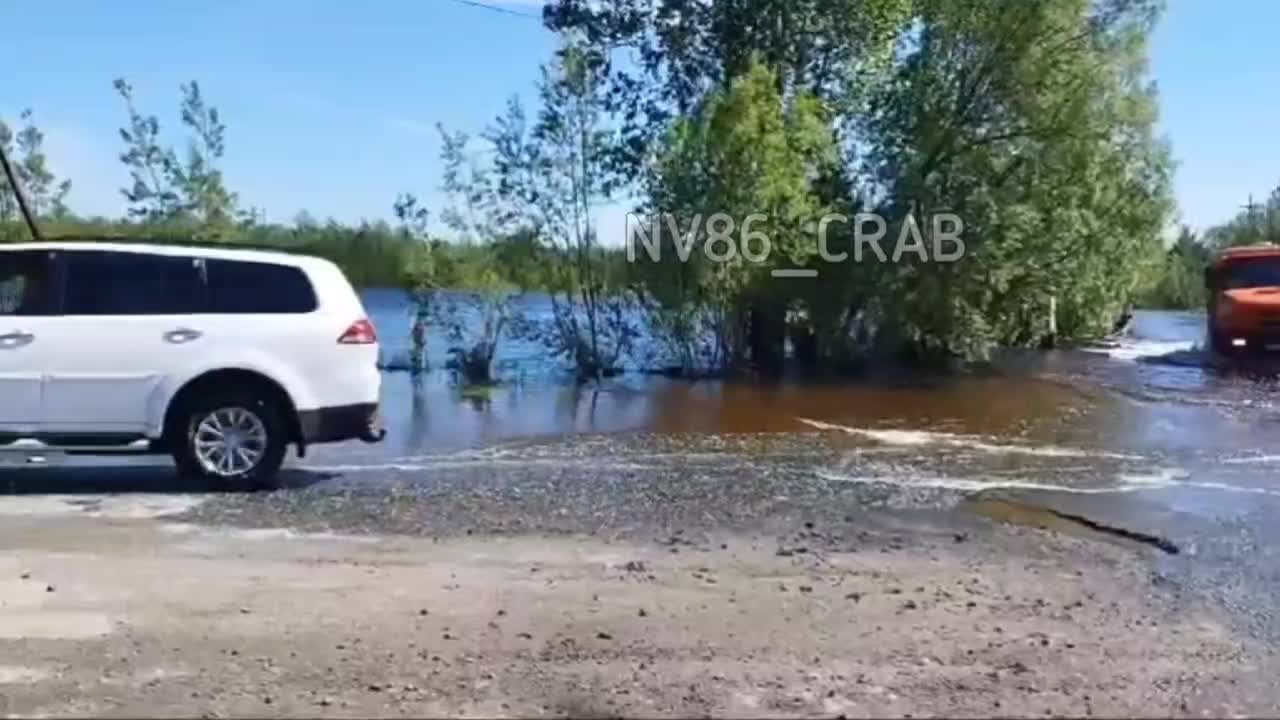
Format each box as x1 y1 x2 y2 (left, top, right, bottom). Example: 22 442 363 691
298 403 383 445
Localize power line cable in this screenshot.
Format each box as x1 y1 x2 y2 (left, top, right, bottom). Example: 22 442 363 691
442 0 541 20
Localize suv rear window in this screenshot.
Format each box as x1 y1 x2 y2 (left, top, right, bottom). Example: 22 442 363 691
63 251 205 316
206 259 318 314
0 251 56 316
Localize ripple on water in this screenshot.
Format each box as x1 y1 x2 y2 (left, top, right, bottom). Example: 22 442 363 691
796 417 1142 460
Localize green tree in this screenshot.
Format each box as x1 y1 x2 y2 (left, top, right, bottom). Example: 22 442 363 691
552 0 1177 364
544 0 910 174
0 110 72 228
410 126 522 384
637 60 837 373
173 81 239 236
1139 225 1210 310
393 191 435 308
114 78 183 221
859 0 1173 358
483 41 638 379
114 78 239 236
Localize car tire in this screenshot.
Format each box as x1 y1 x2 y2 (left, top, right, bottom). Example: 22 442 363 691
172 390 288 489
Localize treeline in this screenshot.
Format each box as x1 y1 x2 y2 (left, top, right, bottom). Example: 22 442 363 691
1138 227 1211 310
1137 183 1280 310
0 96 624 293
0 98 536 290
0 213 535 291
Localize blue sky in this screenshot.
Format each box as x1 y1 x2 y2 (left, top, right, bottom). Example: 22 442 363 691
2 0 1277 239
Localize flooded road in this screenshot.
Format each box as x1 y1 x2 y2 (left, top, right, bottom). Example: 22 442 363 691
7 308 1280 648
285 307 1280 647
8 305 1279 717
333 308 1279 510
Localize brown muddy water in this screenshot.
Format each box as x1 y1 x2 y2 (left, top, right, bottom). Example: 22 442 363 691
336 310 1268 465
309 309 1280 547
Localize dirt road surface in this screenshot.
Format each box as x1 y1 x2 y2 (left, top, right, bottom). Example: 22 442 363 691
1 490 1273 719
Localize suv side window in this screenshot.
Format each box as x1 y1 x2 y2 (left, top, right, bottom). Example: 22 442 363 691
206 259 318 314
0 251 56 316
63 251 206 316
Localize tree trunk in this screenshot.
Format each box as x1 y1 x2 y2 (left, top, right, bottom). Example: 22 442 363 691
748 299 786 378
791 323 818 372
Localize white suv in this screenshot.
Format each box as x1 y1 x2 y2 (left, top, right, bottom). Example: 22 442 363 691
0 242 384 486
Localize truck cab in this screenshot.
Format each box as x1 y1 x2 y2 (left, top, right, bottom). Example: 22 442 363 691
1205 245 1280 354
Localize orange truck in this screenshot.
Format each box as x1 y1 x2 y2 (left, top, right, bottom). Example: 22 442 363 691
1205 245 1280 354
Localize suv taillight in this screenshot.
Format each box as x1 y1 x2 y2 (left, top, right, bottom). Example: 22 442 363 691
338 319 378 345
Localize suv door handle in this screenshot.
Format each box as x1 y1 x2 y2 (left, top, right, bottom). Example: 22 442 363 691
163 328 203 344
0 331 34 349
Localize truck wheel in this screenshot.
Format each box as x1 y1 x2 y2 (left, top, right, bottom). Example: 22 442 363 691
1207 320 1231 356
173 390 288 489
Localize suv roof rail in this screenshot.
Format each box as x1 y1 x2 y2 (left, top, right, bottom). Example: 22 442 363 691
32 234 318 256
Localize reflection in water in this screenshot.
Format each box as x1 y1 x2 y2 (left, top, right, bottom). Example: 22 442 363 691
367 370 1107 459
405 377 430 452
462 392 490 413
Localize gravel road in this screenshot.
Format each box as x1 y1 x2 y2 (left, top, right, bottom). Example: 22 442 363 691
2 430 1278 717
2 492 1270 718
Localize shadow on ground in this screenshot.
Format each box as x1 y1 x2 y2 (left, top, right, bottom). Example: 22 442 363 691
0 465 334 496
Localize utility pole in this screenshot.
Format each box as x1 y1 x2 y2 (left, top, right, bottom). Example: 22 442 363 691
1269 181 1280 245
1270 200 1277 246
0 141 42 241
1242 194 1260 222
1242 194 1261 244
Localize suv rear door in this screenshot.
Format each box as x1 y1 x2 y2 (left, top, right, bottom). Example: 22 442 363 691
0 250 56 431
197 256 328 399
39 250 207 433
201 257 380 413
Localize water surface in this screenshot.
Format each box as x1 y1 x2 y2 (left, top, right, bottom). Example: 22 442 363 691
344 298 1280 532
